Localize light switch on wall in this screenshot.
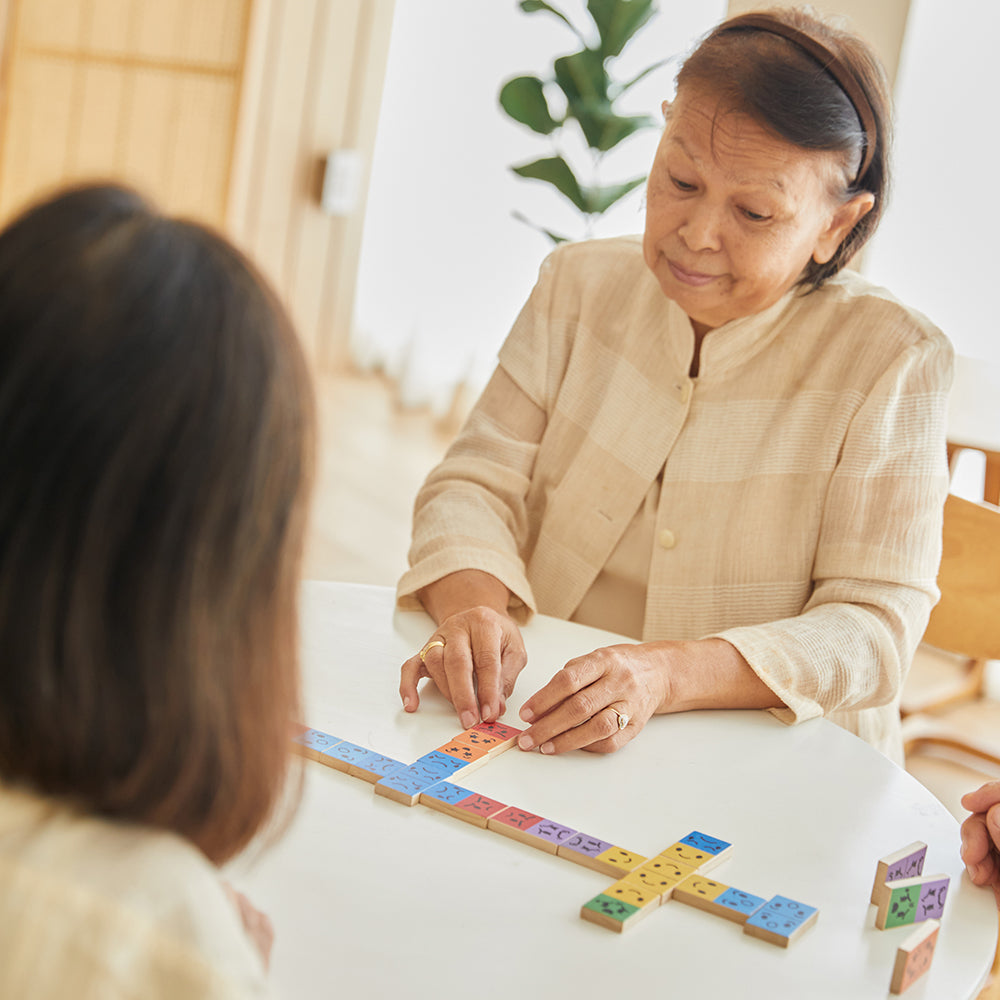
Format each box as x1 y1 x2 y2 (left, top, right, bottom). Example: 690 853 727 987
321 150 363 216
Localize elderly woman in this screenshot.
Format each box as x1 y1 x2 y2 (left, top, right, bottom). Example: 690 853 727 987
397 7 952 764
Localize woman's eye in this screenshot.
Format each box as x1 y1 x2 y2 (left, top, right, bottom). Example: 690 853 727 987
670 174 696 192
741 207 772 222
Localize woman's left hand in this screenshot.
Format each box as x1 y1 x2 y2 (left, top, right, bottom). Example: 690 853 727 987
515 644 669 754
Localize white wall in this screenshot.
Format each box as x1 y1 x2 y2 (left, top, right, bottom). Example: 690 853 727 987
352 0 725 410
865 0 1000 367
355 0 1000 429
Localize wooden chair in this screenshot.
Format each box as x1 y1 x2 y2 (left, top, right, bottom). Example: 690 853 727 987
902 494 1000 766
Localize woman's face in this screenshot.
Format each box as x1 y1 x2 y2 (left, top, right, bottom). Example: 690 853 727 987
643 89 872 334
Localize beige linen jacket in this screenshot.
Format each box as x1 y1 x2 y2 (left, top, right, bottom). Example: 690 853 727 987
399 236 953 760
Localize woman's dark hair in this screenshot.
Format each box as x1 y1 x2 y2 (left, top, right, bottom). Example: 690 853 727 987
0 183 315 864
677 6 892 289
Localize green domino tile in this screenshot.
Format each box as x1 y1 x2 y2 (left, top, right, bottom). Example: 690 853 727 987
580 894 641 933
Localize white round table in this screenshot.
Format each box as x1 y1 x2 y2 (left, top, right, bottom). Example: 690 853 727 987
230 582 997 998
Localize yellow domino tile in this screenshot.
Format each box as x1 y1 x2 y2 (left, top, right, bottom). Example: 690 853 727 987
628 864 686 899
673 874 729 907
657 841 728 871
594 846 648 878
642 855 697 879
603 877 660 910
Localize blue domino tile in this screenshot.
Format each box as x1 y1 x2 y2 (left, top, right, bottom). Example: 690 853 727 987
349 750 406 779
292 729 343 753
680 831 731 855
322 740 372 766
421 781 475 805
411 751 467 778
377 759 463 797
715 887 767 919
745 895 817 936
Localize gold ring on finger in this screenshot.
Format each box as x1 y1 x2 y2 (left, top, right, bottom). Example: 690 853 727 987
418 638 446 664
610 706 630 731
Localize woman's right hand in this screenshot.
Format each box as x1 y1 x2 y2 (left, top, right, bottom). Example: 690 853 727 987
960 781 1000 906
399 572 527 728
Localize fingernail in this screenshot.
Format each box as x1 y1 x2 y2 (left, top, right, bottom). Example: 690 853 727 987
480 703 495 722
460 711 477 730
403 697 414 712
517 733 534 751
519 706 535 723
540 742 555 755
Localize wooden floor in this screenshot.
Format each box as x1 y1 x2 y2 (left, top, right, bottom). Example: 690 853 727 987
302 370 451 587
309 371 1000 992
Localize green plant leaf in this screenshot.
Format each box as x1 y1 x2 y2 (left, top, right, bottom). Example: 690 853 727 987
519 0 588 45
554 49 614 148
593 110 657 150
512 210 570 244
583 175 646 214
587 0 657 59
511 156 587 213
499 76 560 134
554 49 609 108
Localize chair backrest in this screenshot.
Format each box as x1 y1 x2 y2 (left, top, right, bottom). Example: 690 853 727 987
923 493 1000 660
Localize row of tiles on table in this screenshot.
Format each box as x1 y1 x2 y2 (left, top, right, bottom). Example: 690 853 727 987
293 719 825 945
292 721 952 992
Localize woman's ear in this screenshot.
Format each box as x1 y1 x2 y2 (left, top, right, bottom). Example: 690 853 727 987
660 99 671 121
813 191 875 264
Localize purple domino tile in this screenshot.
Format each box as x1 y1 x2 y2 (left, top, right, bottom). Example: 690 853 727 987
917 877 950 921
888 846 927 882
526 818 578 847
559 832 613 859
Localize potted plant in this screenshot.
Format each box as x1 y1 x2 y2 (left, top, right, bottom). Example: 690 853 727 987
499 0 669 243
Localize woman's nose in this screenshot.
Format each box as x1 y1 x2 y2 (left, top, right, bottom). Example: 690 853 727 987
678 202 723 253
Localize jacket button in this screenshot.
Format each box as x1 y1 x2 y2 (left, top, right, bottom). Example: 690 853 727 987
658 528 676 549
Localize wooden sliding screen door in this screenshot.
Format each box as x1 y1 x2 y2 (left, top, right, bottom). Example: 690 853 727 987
0 0 395 366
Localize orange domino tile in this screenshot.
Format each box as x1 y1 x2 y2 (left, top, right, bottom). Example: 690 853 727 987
436 739 489 763
890 919 940 994
451 728 508 753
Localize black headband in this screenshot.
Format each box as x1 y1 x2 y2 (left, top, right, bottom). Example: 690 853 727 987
719 13 877 182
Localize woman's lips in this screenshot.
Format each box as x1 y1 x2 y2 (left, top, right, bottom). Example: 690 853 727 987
668 260 719 287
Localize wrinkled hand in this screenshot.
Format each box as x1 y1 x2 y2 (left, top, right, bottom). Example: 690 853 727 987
222 882 274 971
516 643 669 754
960 781 1000 906
399 606 527 728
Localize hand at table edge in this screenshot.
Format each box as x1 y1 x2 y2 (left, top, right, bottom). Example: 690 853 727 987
515 637 785 755
960 781 1000 908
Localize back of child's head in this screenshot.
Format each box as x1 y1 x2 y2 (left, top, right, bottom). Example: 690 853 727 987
0 183 315 863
